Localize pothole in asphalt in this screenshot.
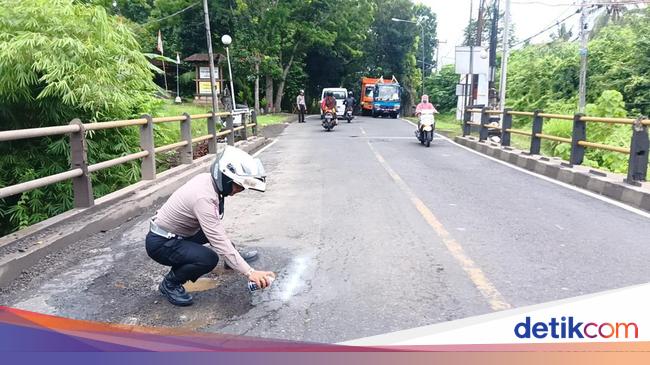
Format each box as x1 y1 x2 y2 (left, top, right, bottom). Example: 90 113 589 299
184 278 221 292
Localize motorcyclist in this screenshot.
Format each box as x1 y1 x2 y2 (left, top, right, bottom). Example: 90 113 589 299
145 146 275 306
415 95 438 136
321 91 338 122
343 91 355 113
415 94 438 116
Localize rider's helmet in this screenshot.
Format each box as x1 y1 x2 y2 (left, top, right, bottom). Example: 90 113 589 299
211 146 266 196
327 91 333 97
300 89 304 95
348 91 353 97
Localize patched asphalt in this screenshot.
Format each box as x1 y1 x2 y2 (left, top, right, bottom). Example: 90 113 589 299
1 115 649 343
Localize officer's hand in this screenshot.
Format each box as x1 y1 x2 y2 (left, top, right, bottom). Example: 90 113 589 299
248 270 276 289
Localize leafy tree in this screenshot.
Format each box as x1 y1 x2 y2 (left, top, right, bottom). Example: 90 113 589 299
550 23 572 42
424 64 458 112
414 4 438 76
0 0 159 235
0 0 158 125
463 1 516 48
506 42 580 113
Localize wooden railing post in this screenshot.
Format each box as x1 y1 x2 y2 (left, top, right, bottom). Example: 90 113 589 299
252 110 258 136
530 109 543 155
479 107 489 142
69 119 94 208
180 113 193 164
226 112 235 146
140 114 156 180
463 107 472 136
626 117 649 184
570 113 586 166
207 112 218 154
241 111 248 140
501 109 512 147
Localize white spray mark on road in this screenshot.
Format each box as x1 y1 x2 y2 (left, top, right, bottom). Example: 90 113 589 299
280 256 309 302
555 224 564 230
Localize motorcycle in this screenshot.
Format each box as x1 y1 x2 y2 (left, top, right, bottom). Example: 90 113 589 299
344 107 354 123
322 109 337 131
415 109 435 147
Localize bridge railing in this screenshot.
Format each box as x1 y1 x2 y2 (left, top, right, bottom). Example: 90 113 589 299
462 107 650 185
0 109 258 208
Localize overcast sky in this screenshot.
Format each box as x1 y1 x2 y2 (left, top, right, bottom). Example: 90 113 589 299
417 0 583 66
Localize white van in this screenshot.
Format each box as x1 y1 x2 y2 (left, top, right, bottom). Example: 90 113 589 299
320 87 348 118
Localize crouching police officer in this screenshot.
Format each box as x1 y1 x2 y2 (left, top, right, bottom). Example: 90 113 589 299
145 146 275 306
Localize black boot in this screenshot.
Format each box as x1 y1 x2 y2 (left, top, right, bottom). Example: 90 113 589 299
159 271 193 306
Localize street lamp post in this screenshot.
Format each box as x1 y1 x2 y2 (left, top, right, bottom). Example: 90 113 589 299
175 53 181 104
221 34 236 111
391 16 428 97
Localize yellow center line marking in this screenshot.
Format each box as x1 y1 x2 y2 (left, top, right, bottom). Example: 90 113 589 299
367 141 511 311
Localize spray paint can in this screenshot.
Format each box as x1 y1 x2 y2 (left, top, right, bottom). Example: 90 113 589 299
247 276 275 292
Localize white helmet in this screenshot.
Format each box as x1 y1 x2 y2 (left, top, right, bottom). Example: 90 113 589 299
211 146 266 195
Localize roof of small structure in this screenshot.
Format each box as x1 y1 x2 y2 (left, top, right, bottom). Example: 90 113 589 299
184 53 225 63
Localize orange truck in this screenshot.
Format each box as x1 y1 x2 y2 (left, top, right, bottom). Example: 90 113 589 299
360 76 401 118
360 77 382 116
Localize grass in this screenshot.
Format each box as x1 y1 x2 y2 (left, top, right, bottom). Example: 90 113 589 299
153 101 211 144
256 113 293 127
155 100 212 117
151 100 293 147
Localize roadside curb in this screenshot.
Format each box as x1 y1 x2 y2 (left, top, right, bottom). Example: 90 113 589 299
454 136 650 213
0 137 269 288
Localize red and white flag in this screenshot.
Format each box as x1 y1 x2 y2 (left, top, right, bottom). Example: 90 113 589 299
156 30 164 54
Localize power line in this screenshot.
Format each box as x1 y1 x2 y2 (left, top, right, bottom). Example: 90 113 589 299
511 9 581 47
143 2 200 25
511 0 649 6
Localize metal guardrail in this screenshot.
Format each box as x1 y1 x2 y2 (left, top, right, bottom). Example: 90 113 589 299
0 109 259 207
463 106 649 185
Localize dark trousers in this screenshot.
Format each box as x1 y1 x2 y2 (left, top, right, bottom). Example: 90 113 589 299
145 230 219 283
298 104 306 123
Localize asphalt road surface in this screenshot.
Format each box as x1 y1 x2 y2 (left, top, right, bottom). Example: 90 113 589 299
2 115 649 343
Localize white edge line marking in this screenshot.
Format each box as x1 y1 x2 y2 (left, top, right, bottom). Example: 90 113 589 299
399 118 650 220
252 139 278 157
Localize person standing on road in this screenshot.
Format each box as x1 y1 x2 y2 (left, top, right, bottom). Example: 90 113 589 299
145 146 275 307
296 90 306 123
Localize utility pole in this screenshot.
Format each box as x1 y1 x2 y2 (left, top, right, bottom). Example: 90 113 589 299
476 0 486 47
202 0 219 116
499 0 511 110
488 0 500 108
421 20 426 97
464 0 474 110
578 0 589 113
